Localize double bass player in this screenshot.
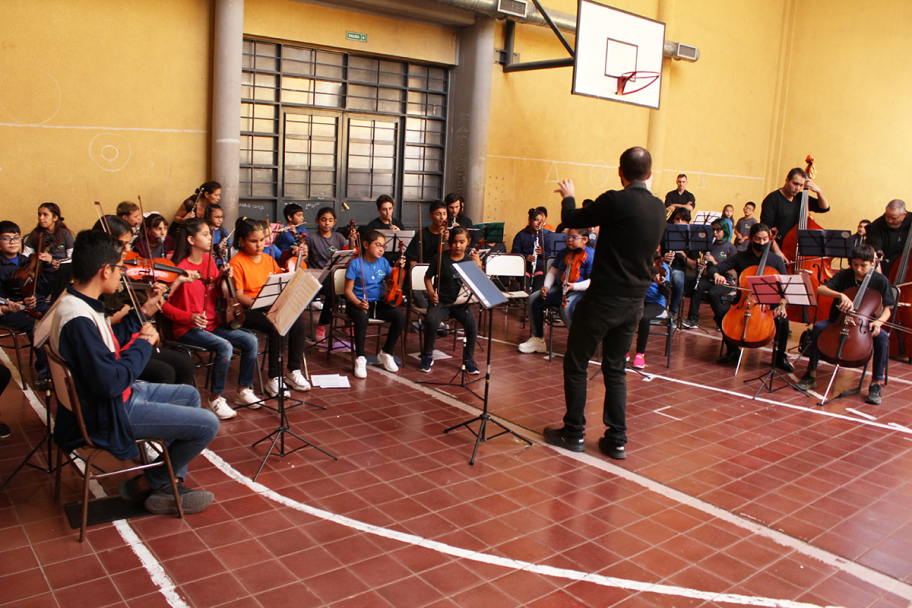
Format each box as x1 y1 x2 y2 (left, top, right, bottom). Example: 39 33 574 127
760 167 830 260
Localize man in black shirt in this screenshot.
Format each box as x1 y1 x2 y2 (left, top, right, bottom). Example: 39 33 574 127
364 194 405 232
405 200 448 309
445 193 474 229
759 167 830 259
864 200 910 276
794 244 894 405
543 147 666 460
665 174 695 211
709 223 793 370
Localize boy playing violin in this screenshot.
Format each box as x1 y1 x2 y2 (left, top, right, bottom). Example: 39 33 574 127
0 220 51 388
518 227 593 354
795 244 893 404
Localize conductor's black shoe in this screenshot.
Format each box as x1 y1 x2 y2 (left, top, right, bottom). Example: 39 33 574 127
866 383 882 405
543 426 585 453
716 348 740 365
598 437 627 460
775 355 795 373
795 373 817 391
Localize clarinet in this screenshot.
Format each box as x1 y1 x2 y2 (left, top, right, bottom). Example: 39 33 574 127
693 253 708 290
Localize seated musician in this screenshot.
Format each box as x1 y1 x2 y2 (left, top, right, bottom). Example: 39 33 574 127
445 193 474 229
795 244 893 405
310 207 349 343
205 204 231 267
661 207 697 321
116 200 143 242
683 219 737 329
0 220 51 389
511 208 551 293
229 217 310 396
518 228 593 354
365 195 404 231
273 204 309 266
344 230 405 379
630 257 671 369
162 218 262 419
405 200 449 309
133 214 174 259
36 229 218 515
709 222 793 370
419 227 482 373
864 200 909 275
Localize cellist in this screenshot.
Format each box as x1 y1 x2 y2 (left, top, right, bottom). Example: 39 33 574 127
760 167 830 260
708 223 792 369
864 200 909 275
795 244 894 405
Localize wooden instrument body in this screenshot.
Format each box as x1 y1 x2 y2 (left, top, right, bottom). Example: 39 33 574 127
888 244 912 358
721 265 778 348
817 286 882 368
781 212 835 323
14 233 45 299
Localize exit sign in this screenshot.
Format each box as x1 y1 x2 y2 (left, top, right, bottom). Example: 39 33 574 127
346 31 367 43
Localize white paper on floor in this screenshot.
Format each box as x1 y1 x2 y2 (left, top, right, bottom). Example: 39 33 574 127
407 349 452 360
311 374 351 389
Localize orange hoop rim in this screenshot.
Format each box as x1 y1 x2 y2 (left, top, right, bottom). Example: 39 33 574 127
615 71 661 96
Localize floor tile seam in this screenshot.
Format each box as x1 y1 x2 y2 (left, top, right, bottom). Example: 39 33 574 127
204 449 854 608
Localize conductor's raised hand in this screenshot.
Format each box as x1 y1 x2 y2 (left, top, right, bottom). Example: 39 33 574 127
555 179 575 200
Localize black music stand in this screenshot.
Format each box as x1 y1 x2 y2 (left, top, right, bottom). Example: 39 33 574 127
443 261 532 464
743 273 815 398
249 270 336 481
797 229 855 259
475 222 505 246
0 385 55 491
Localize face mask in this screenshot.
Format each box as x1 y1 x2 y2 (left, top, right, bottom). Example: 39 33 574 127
751 242 765 255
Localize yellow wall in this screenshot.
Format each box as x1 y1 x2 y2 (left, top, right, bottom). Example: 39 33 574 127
244 0 458 66
775 0 912 229
0 0 212 236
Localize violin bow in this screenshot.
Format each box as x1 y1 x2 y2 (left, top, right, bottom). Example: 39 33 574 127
96 201 149 327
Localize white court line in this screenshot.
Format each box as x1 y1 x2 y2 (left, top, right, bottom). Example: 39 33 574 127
203 449 843 608
0 122 205 133
845 408 877 421
0 350 190 608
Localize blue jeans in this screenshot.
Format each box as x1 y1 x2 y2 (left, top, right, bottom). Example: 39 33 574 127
669 269 686 316
124 382 219 489
177 326 258 395
528 288 582 337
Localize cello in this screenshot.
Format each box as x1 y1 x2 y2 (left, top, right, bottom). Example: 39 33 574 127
817 256 883 369
781 155 835 323
888 218 912 359
721 240 779 349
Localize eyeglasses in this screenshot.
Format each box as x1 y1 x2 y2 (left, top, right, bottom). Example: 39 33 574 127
108 264 128 275
0 236 21 244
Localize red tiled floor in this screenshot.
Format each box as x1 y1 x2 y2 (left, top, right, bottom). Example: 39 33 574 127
3 311 912 607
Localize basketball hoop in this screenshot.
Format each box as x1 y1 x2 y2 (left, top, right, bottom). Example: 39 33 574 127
615 71 661 96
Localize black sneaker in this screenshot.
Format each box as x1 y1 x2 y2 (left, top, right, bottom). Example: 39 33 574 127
795 373 817 391
681 318 699 330
118 475 152 502
598 437 627 460
775 355 795 373
418 356 433 373
144 483 214 515
0 421 10 439
866 383 882 405
542 426 585 453
463 360 480 375
716 347 741 365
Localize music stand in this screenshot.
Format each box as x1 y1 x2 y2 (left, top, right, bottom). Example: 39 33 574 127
443 260 532 464
743 273 816 398
693 211 722 225
475 222 505 246
797 229 855 259
0 385 54 491
551 231 568 252
249 269 337 480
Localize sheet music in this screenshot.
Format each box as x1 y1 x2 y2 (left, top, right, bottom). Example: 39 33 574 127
251 271 296 310
265 269 322 335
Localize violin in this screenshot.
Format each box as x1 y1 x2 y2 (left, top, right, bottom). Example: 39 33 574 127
781 155 835 324
279 229 307 271
721 240 779 349
562 247 588 307
211 246 244 329
13 233 46 299
0 296 42 319
817 256 883 368
385 242 406 307
123 251 189 284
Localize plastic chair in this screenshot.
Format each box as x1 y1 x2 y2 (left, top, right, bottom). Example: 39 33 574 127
484 253 529 327
45 346 183 542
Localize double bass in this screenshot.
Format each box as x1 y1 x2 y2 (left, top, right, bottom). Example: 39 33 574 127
887 218 912 358
817 256 882 368
781 155 835 323
721 240 779 349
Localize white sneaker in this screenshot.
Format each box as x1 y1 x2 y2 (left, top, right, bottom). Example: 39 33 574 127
377 352 398 373
518 336 547 354
233 387 261 409
208 396 237 420
285 370 311 392
354 356 367 379
311 300 324 310
265 377 290 397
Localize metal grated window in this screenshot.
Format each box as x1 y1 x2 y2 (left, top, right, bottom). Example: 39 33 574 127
240 39 448 224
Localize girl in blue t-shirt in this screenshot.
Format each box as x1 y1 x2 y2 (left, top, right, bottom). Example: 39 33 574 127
344 230 406 379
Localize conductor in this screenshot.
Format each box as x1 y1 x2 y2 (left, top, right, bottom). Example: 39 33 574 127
543 147 666 459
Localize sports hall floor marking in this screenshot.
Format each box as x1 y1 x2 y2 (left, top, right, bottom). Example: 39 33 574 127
375 354 912 603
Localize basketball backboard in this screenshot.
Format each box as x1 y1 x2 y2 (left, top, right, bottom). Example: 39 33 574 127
572 0 665 109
